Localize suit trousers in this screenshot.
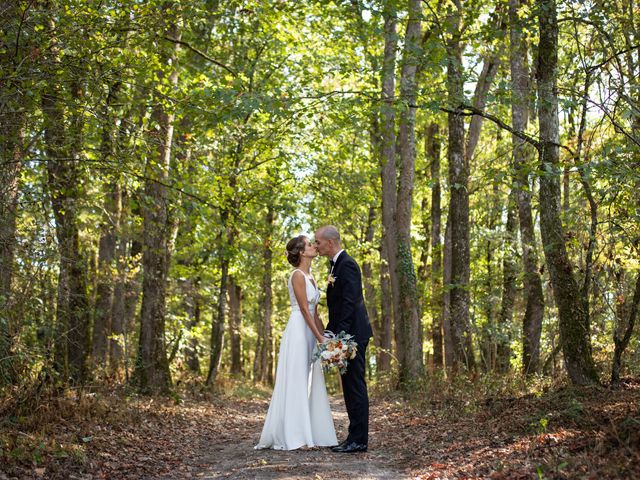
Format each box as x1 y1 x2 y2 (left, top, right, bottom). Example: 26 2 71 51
341 340 368 445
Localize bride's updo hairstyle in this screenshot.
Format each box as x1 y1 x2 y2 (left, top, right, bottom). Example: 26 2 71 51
285 235 307 267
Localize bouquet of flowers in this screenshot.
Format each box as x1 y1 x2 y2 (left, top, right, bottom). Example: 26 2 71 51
313 331 358 375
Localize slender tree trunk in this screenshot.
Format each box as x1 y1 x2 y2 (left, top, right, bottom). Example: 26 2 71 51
465 56 502 166
255 204 274 384
379 241 394 373
362 205 380 362
537 0 598 385
446 2 475 371
134 5 180 393
574 72 597 332
0 23 25 381
93 82 122 368
109 218 127 375
562 165 570 223
427 124 444 367
228 276 242 376
395 0 424 384
380 1 399 368
186 291 201 374
497 188 518 372
480 180 501 371
123 234 142 382
207 240 229 386
509 0 545 375
612 273 640 384
442 215 454 368
0 119 23 385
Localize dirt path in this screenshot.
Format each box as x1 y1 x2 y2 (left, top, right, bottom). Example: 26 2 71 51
3 380 639 479
187 397 411 480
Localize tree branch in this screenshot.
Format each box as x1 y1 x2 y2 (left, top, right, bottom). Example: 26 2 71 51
438 104 542 150
162 36 237 77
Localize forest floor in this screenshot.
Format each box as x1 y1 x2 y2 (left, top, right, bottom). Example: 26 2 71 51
1 376 639 479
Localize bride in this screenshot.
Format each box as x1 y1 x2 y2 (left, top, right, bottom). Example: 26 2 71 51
255 235 338 450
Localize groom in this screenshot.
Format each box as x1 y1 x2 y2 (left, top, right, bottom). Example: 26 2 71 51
315 225 373 453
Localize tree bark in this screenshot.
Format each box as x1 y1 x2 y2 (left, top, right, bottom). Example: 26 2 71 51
378 240 394 373
480 180 501 371
254 204 274 384
612 272 640 384
42 23 90 383
442 215 454 368
509 0 545 375
362 205 381 368
497 188 518 372
537 0 598 385
110 218 127 375
0 3 25 380
206 237 229 386
395 0 424 384
134 5 180 393
228 276 242 376
427 124 444 367
0 110 22 383
446 2 475 371
93 82 122 369
379 1 399 369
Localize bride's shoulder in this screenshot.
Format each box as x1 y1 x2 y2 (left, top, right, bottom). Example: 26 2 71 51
289 269 304 279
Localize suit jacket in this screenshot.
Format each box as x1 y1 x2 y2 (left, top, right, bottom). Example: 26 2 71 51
325 251 373 344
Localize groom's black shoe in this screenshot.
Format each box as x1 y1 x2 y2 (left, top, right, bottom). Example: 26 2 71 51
329 439 348 449
331 441 368 453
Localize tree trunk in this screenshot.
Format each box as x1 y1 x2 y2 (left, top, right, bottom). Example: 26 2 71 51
508 0 545 376
442 214 455 368
134 5 180 393
186 292 202 374
574 72 597 335
379 1 399 367
93 82 122 369
254 204 274 384
378 241 394 373
480 180 501 371
537 0 598 385
109 216 127 375
362 205 380 365
395 0 424 385
228 276 242 376
427 123 444 367
446 3 475 371
123 234 143 382
206 244 229 386
0 12 25 381
0 119 23 385
611 273 640 384
497 188 518 372
42 29 90 383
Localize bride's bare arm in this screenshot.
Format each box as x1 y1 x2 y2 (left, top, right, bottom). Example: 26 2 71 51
313 306 325 336
291 271 325 342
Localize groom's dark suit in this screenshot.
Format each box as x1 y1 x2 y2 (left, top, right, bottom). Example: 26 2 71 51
325 251 373 446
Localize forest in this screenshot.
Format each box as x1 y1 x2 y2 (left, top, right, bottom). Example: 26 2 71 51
1 0 639 478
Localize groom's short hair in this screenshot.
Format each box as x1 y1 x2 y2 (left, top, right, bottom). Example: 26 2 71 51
319 225 341 245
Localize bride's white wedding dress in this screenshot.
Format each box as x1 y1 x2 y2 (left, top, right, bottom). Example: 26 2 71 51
255 269 338 450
